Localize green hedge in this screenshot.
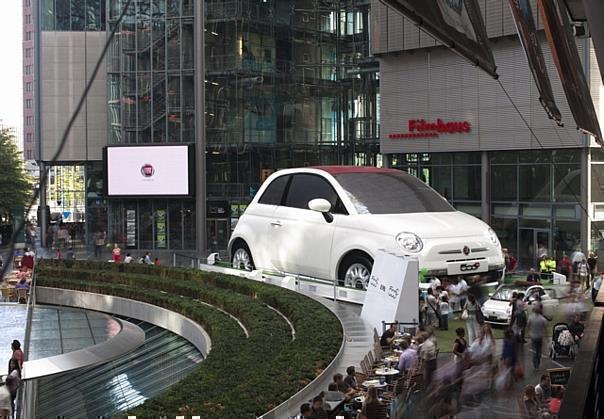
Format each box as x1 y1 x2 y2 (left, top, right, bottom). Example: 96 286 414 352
36 260 343 418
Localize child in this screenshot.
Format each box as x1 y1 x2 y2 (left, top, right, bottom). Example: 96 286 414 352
439 295 450 331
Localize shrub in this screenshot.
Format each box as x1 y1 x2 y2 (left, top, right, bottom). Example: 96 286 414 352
36 260 342 418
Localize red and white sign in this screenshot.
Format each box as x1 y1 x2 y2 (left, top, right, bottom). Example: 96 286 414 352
389 118 472 139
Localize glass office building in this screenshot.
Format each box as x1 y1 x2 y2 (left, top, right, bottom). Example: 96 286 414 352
31 0 379 255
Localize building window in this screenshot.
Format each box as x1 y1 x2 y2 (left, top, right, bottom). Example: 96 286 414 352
25 31 32 41
25 14 31 24
26 133 33 143
26 116 33 126
25 65 32 75
26 82 33 92
26 150 32 160
25 0 31 7
25 99 33 109
25 48 32 58
42 0 106 32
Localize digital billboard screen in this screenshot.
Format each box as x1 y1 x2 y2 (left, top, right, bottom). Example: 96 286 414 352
104 144 194 197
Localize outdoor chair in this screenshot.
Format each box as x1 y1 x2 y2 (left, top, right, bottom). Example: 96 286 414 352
17 288 28 303
1 287 14 302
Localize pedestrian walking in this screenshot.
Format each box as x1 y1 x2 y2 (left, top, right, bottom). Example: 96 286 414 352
144 252 152 265
587 252 598 284
512 293 527 343
571 248 586 279
527 307 548 370
112 244 121 263
426 288 439 328
592 274 602 303
94 231 105 258
577 258 590 290
463 294 481 343
559 253 573 281
439 296 450 331
417 332 437 388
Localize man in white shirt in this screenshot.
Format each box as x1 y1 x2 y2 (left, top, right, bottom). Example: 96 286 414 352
430 277 441 293
417 333 437 387
571 249 586 276
124 253 133 264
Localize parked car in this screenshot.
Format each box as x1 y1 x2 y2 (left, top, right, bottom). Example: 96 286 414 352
481 283 561 325
229 166 504 289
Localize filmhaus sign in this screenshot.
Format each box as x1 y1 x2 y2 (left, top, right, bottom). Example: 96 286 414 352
388 118 472 139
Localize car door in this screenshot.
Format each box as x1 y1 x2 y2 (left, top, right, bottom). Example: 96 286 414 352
269 173 346 279
241 174 290 269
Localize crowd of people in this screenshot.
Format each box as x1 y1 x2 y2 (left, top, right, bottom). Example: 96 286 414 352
111 245 161 266
297 366 390 419
410 264 591 418
504 247 601 294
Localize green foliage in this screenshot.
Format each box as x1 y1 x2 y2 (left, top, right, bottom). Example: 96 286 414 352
37 260 343 418
0 128 33 215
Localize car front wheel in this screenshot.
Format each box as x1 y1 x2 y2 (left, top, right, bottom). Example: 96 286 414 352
341 256 373 290
231 243 255 271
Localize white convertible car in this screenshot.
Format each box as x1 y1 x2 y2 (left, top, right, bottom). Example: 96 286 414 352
229 166 504 289
481 284 561 325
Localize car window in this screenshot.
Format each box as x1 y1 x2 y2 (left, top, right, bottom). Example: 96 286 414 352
284 174 347 214
258 175 290 205
491 287 523 301
333 172 455 214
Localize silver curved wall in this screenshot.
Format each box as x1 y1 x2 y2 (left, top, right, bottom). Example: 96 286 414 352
23 318 145 380
36 287 212 357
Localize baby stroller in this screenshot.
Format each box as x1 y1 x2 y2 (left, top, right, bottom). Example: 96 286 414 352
549 323 576 360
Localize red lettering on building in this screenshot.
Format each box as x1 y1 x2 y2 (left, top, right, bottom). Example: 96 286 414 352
390 118 471 139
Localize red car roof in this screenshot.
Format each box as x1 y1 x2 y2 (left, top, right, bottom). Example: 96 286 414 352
311 166 402 175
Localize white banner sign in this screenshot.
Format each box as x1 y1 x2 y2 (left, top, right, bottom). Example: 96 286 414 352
361 249 419 333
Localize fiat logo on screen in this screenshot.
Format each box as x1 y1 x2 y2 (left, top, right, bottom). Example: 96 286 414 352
141 163 155 178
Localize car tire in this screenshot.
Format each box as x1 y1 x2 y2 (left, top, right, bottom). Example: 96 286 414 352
231 242 255 271
339 255 373 290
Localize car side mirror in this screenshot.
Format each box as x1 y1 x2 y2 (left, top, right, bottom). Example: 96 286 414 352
308 198 334 223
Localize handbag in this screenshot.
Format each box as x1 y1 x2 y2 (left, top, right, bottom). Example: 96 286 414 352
461 309 469 320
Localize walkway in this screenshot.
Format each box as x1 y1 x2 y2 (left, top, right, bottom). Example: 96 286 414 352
267 297 375 419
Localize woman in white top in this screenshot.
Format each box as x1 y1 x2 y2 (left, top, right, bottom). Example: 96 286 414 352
464 294 481 343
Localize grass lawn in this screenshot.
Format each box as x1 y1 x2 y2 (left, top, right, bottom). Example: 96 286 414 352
434 302 593 353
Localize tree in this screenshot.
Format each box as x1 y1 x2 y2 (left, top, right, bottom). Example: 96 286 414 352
0 128 33 217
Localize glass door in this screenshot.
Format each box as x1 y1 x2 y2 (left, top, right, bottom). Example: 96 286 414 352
519 228 551 270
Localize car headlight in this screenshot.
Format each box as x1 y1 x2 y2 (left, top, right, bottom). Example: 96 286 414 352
396 232 423 253
486 228 500 246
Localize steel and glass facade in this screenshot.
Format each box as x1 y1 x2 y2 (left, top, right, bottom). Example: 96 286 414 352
30 0 379 256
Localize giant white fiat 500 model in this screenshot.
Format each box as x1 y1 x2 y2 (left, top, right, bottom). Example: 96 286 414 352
229 166 504 288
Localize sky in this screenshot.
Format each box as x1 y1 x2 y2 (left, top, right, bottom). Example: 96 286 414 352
0 2 22 130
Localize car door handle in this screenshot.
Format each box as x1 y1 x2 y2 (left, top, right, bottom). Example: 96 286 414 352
270 220 282 227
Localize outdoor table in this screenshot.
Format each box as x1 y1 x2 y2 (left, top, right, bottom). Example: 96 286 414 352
375 367 399 376
361 379 387 389
375 367 400 384
382 354 399 365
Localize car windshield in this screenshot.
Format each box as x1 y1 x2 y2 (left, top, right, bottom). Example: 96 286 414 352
491 287 526 301
333 172 455 215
